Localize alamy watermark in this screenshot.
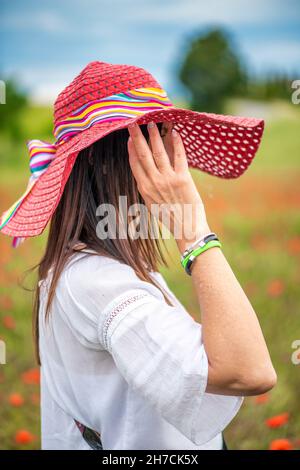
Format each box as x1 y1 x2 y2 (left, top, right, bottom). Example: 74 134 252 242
291 340 300 365
0 80 6 104
291 80 300 104
0 340 6 364
95 196 206 241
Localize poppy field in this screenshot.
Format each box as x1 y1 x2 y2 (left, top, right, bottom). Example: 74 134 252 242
0 102 300 450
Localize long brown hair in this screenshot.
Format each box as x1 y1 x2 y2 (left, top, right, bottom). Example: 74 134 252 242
33 123 173 364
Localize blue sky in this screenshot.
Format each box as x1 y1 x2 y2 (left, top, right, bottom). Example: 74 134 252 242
1 0 300 103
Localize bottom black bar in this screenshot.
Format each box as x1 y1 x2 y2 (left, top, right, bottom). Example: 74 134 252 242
0 450 299 466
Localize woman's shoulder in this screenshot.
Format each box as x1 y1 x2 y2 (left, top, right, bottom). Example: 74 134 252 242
57 248 167 307
39 248 124 290
39 242 177 313
63 249 150 287
64 249 126 276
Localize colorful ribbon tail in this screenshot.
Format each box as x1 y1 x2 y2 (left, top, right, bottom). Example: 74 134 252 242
0 139 56 247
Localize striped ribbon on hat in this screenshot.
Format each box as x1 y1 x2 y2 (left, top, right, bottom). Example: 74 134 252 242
0 87 173 246
54 87 173 143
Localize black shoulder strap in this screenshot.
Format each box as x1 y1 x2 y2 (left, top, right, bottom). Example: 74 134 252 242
74 419 103 450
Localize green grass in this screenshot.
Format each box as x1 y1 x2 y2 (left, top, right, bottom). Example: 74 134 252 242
0 100 300 450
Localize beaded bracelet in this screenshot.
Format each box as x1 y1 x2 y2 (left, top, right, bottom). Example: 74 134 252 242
181 238 222 276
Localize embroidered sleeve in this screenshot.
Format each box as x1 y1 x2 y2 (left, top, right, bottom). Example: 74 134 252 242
99 289 152 351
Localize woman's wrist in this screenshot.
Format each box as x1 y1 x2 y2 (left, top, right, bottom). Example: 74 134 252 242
174 198 211 254
176 222 212 255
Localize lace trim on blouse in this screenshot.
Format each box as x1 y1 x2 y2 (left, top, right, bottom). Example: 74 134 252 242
99 289 154 351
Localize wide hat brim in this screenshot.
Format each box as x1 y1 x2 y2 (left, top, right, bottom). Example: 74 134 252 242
1 106 264 238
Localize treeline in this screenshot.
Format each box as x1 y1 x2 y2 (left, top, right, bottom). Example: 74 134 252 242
245 73 295 101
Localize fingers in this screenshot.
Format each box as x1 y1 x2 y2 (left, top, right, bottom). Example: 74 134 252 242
128 123 159 176
127 136 147 187
127 121 188 181
147 122 172 172
172 128 189 173
161 122 175 168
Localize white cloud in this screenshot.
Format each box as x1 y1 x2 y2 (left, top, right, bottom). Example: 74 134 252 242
126 0 297 26
1 9 70 33
2 0 295 36
242 39 300 74
3 64 81 104
30 82 65 105
5 60 172 105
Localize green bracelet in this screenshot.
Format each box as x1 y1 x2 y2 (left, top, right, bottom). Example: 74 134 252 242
181 239 222 274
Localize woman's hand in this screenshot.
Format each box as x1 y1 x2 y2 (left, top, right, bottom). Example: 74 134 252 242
127 121 211 253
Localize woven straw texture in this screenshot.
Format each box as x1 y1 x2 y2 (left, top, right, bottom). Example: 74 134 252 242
54 61 160 124
1 61 264 238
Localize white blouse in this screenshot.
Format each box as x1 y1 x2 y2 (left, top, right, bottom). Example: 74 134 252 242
38 248 243 450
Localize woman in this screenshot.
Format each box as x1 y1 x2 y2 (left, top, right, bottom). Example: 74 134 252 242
0 61 276 450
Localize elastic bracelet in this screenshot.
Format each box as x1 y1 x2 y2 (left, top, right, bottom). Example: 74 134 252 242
181 239 222 276
180 232 218 263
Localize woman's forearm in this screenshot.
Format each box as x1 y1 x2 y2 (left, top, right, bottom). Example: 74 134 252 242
178 235 277 396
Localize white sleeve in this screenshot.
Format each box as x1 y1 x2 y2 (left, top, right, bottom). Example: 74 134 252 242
95 264 243 446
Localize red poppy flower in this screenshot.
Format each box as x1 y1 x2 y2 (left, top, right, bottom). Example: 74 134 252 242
21 368 40 385
2 315 16 330
266 412 289 428
9 393 24 407
15 429 35 445
288 237 300 255
267 279 285 298
269 439 293 450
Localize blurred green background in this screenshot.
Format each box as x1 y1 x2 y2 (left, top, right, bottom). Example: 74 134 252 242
0 1 300 451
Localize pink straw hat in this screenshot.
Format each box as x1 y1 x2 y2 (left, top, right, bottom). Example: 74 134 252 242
0 60 264 245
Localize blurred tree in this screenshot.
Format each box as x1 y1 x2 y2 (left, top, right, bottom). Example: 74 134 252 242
0 77 28 138
246 72 294 101
178 29 247 113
